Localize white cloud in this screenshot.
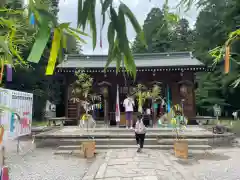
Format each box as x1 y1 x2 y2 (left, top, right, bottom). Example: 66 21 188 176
58 0 198 55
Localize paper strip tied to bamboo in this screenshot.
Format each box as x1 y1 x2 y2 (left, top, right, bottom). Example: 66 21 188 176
46 28 61 75
225 45 230 74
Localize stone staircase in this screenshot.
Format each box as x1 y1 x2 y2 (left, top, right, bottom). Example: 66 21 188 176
32 126 235 155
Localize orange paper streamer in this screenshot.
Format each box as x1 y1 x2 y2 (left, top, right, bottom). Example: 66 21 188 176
0 126 4 145
225 45 230 74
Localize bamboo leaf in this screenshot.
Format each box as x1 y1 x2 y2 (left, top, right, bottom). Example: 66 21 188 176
81 0 92 30
105 39 119 71
58 36 64 63
27 21 50 63
102 0 113 13
115 46 121 73
119 3 141 33
119 3 146 47
88 0 97 50
107 22 115 48
59 22 70 29
37 8 58 27
65 28 86 44
69 27 89 36
8 29 25 64
0 36 10 55
45 28 61 75
101 0 112 28
110 6 119 30
100 0 105 29
77 0 83 27
62 33 67 49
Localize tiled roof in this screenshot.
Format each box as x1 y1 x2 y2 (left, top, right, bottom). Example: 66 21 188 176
57 52 204 68
56 52 212 72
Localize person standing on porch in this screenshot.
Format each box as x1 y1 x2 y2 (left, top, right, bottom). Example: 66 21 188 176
123 95 135 129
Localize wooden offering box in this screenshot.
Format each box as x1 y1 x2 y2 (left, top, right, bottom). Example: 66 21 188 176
82 140 96 158
174 139 188 159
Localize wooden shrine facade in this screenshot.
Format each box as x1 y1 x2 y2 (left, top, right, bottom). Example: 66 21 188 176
55 52 211 123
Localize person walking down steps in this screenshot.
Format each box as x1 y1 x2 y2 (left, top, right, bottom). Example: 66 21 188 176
135 114 146 153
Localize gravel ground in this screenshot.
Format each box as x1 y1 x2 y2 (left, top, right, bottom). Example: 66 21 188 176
4 140 94 180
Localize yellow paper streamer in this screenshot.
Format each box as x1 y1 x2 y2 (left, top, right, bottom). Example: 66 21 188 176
46 28 61 75
0 59 4 84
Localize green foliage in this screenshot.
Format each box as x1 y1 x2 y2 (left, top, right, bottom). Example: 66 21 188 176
132 7 192 53
71 70 93 100
77 0 146 78
0 5 35 66
194 0 240 114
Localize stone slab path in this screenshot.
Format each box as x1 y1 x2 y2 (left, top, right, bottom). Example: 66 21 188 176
82 149 195 180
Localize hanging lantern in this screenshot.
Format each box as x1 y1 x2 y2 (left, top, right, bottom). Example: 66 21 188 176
180 84 188 96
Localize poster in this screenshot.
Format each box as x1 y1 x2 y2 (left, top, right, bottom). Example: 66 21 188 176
0 88 33 140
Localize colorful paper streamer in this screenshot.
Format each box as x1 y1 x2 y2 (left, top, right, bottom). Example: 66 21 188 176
30 13 35 25
6 64 12 82
167 85 171 113
45 28 61 75
225 45 230 74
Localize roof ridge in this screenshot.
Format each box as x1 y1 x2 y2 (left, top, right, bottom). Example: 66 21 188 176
66 51 192 58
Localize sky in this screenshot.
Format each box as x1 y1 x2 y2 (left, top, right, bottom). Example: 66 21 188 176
58 0 198 55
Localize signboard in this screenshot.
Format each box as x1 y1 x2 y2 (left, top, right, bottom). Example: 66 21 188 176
0 88 33 141
213 104 221 117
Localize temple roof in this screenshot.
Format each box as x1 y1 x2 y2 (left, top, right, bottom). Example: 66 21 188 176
57 52 211 72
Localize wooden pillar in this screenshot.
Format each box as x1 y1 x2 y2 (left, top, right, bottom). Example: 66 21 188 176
178 71 196 119
98 81 112 126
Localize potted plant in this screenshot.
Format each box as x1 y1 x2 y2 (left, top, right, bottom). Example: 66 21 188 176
71 70 96 158
171 104 189 159
134 84 147 114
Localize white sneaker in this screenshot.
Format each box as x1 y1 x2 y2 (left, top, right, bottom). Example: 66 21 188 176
130 127 133 130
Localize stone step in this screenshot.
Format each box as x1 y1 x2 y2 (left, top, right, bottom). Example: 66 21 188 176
59 138 158 146
75 126 207 132
35 131 234 139
157 138 209 145
56 144 212 151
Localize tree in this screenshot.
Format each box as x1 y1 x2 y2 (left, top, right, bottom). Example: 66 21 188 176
132 7 172 53
170 18 195 52
132 7 193 53
194 0 240 114
196 69 227 113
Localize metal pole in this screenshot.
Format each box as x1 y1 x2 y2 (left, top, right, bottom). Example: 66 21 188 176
17 137 20 153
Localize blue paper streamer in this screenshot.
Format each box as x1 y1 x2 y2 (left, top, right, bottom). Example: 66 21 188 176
10 113 15 133
30 13 35 25
167 85 171 112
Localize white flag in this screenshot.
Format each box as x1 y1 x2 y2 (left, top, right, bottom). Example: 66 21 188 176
115 84 120 122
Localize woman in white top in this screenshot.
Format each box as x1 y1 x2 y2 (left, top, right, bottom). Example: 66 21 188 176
123 95 135 129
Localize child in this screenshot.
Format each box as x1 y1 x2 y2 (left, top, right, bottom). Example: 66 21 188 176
135 114 146 153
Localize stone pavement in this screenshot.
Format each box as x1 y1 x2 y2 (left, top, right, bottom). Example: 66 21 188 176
83 149 193 180
6 138 240 180
5 140 93 180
